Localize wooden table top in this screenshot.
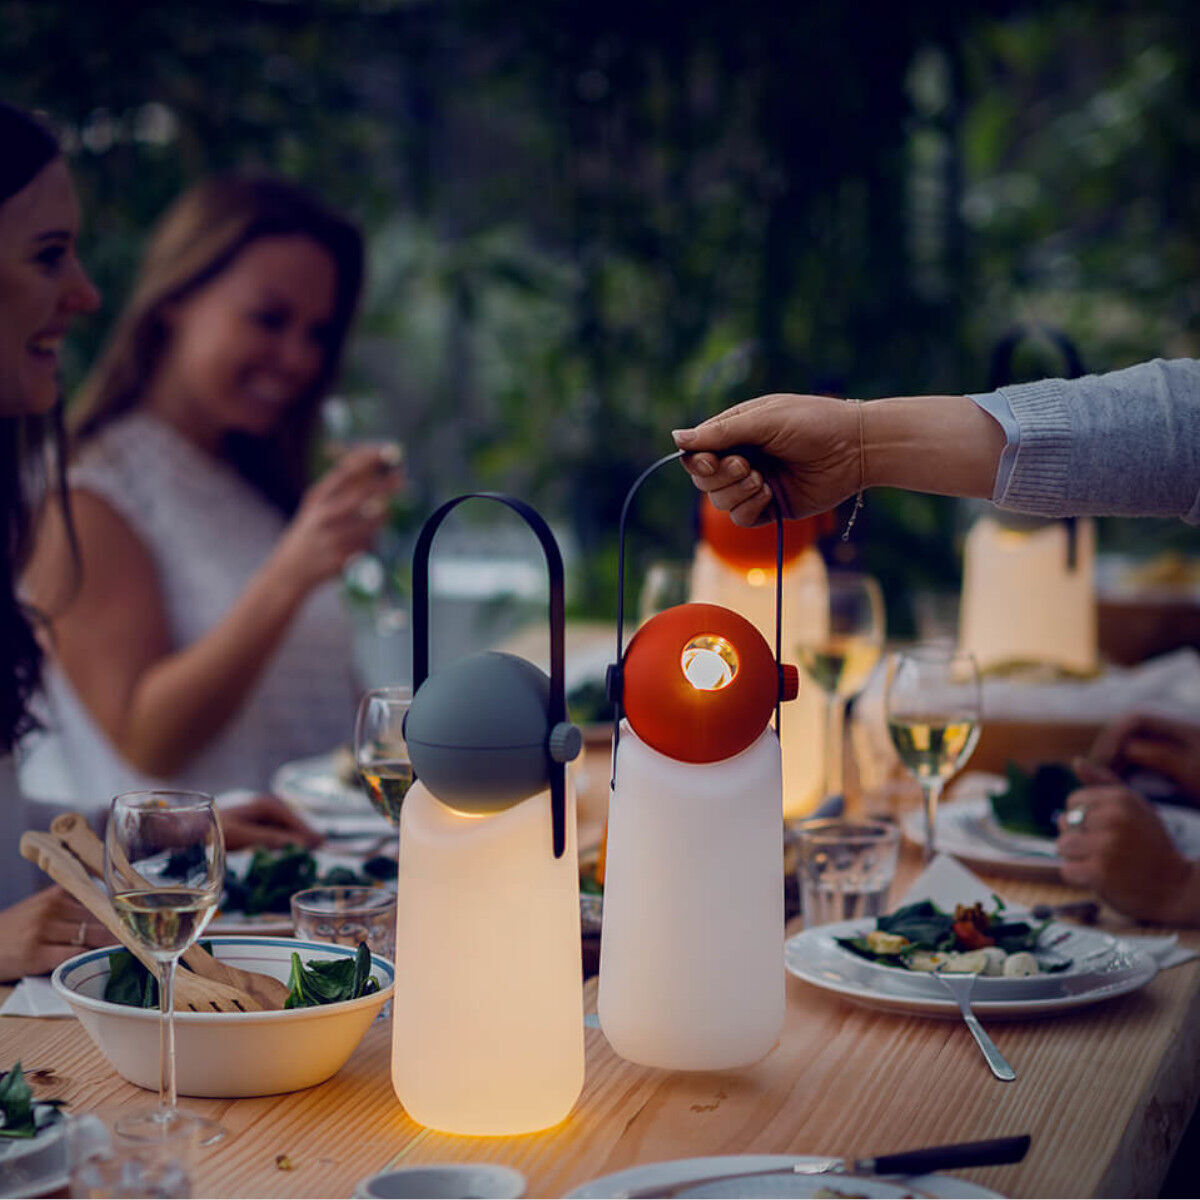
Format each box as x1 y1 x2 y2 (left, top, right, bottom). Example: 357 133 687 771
4 847 1199 1200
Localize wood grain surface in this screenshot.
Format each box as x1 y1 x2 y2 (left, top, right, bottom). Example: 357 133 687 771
5 848 1198 1199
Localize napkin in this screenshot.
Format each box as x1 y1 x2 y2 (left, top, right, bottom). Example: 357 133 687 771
0 976 74 1018
898 855 1199 971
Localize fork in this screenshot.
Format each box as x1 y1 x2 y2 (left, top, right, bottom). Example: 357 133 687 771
934 969 1016 1082
49 812 290 1009
20 831 263 1013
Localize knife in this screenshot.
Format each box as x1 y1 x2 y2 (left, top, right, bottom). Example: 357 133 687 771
615 1134 1031 1198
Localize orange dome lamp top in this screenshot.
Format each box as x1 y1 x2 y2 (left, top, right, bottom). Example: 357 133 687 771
623 602 799 763
700 495 834 572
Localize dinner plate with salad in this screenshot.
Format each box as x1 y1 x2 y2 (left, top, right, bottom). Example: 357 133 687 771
785 892 1159 1019
903 764 1200 879
208 845 396 935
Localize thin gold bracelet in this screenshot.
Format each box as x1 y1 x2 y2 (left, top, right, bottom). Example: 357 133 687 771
841 397 865 542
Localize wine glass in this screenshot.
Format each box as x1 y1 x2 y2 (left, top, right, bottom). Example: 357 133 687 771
884 646 982 861
105 790 225 1145
794 571 886 806
355 686 414 826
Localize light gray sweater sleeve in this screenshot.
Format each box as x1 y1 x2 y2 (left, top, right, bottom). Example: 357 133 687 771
969 357 1200 523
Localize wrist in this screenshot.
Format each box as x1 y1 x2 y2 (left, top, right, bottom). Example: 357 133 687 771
860 394 1005 498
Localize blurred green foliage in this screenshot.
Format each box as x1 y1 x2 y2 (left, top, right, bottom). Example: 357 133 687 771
3 0 1196 627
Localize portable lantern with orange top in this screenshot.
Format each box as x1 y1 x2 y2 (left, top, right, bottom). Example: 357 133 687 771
598 452 800 1071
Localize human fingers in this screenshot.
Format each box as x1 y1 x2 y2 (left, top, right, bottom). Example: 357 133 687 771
673 403 771 455
47 915 109 949
225 795 322 847
1120 736 1192 782
1072 758 1121 787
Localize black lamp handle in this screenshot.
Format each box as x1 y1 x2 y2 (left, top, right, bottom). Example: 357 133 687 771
411 493 569 858
608 449 786 787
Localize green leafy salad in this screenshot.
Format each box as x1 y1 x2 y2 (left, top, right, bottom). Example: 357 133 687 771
835 898 1070 977
0 1064 64 1139
989 761 1079 839
223 845 392 916
103 942 379 1010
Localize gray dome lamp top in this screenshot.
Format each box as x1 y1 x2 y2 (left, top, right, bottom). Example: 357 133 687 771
403 494 581 857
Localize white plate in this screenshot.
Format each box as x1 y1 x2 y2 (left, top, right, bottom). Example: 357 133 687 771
803 917 1129 1003
785 925 1158 1020
271 752 373 816
566 1155 1004 1198
903 775 1200 879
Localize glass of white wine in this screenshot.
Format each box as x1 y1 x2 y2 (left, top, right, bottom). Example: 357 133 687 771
355 686 414 827
795 571 886 805
105 790 225 1145
885 646 982 861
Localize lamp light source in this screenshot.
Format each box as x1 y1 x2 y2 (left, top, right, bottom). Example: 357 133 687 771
390 494 584 1136
599 453 799 1070
690 496 832 816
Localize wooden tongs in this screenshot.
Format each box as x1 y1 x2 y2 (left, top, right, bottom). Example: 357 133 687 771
21 813 288 1011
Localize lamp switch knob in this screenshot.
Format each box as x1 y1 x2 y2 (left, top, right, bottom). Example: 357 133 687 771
548 721 582 764
779 663 800 702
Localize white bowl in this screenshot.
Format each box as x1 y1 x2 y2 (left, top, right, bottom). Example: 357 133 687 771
52 936 394 1098
354 1164 526 1199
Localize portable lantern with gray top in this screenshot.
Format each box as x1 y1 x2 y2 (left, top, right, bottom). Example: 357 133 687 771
390 493 585 1136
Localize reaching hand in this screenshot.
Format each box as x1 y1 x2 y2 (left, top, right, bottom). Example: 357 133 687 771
1056 760 1198 924
1088 713 1200 806
269 444 403 595
671 393 861 526
0 886 109 981
220 793 322 851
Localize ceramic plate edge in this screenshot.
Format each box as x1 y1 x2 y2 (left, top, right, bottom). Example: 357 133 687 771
785 930 1158 1018
564 1155 1004 1199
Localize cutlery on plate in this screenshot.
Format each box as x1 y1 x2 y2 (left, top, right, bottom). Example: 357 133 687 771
49 813 292 1009
19 831 262 1013
933 969 1016 1081
614 1134 1032 1197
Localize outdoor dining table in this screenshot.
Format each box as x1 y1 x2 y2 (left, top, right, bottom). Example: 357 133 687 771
2 842 1198 1199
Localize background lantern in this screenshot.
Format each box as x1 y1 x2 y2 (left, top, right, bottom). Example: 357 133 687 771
599 453 799 1070
391 494 585 1136
690 497 832 816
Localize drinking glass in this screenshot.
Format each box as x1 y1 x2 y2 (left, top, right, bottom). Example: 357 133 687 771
355 686 414 827
290 886 397 961
794 571 886 804
797 819 901 928
885 646 982 860
104 791 224 1146
638 561 691 624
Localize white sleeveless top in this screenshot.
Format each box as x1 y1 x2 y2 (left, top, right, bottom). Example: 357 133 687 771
33 412 358 806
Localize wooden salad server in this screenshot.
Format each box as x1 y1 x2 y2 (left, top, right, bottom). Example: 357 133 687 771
48 813 290 1010
20 830 262 1013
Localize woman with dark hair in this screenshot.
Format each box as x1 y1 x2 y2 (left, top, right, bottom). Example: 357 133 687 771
0 101 109 974
24 175 400 803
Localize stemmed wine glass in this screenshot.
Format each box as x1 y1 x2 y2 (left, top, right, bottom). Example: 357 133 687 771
105 790 225 1145
355 686 414 828
794 571 886 806
885 646 982 861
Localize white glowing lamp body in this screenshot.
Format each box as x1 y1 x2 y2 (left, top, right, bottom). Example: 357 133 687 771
390 779 584 1135
959 516 1097 674
690 543 828 816
598 721 785 1069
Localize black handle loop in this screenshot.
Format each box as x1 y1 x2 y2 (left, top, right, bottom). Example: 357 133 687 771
607 449 786 787
988 324 1086 570
411 493 568 858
